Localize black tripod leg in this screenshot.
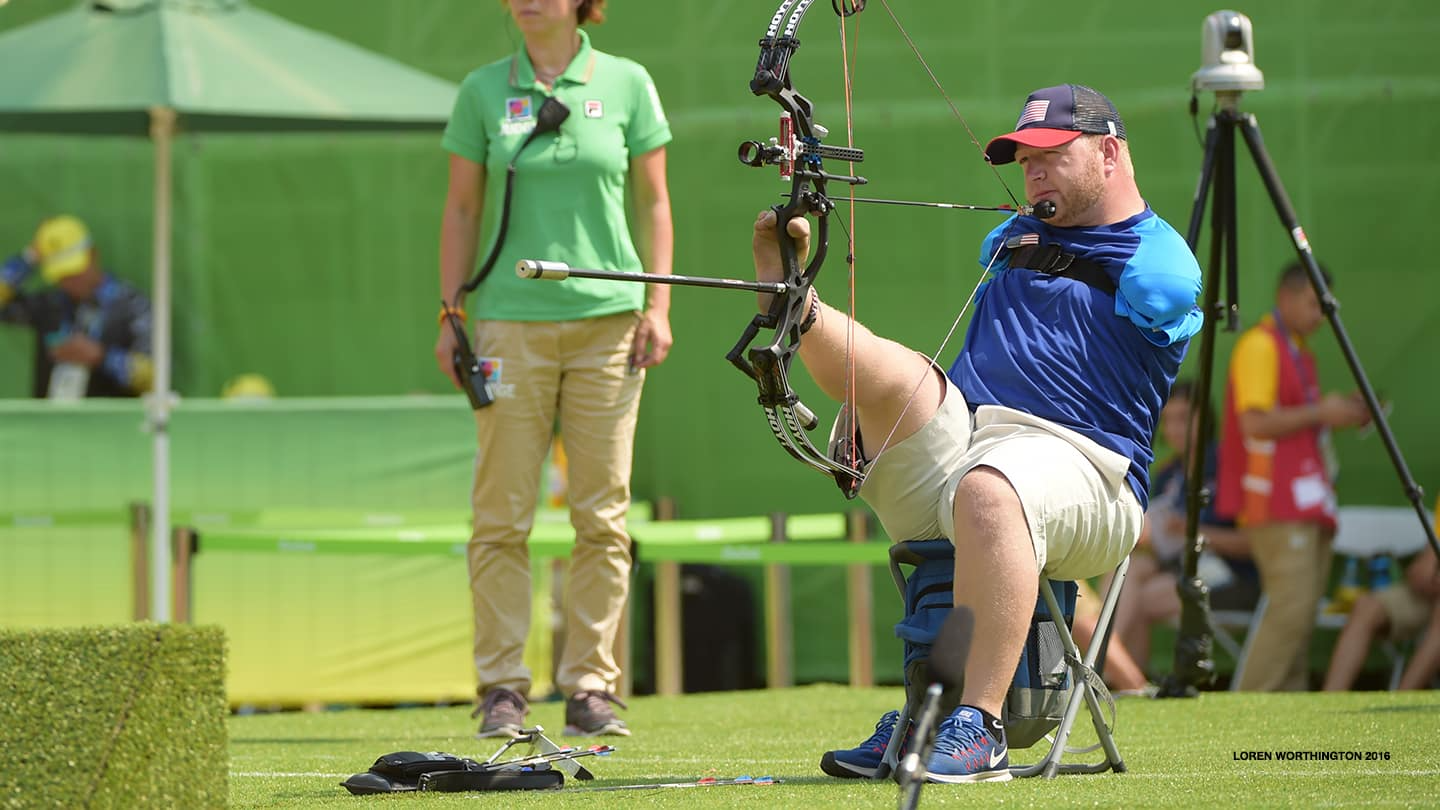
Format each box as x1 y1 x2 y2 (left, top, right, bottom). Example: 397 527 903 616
1237 114 1440 557
1165 112 1233 697
1184 115 1222 249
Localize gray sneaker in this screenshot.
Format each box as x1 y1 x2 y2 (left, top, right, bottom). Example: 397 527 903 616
563 690 631 737
473 687 528 739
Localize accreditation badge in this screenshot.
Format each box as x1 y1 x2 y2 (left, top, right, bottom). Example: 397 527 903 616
506 97 533 123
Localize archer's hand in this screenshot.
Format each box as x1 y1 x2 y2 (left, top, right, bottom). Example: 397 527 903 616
434 324 462 389
751 210 811 311
630 307 673 370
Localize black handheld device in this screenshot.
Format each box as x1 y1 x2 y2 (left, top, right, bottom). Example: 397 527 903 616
446 310 493 409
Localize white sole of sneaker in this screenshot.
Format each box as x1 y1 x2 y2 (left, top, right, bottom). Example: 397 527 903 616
925 769 1013 783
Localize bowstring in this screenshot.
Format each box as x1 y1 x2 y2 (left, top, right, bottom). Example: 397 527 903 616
850 1 1029 481
838 9 861 474
872 0 1025 211
862 238 1007 473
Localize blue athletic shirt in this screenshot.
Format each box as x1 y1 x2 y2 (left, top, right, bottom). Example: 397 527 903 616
946 207 1203 507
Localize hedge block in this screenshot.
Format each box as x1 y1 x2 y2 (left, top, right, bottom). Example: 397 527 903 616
0 624 227 809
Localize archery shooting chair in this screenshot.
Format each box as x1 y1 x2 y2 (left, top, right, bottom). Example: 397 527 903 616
879 539 1129 779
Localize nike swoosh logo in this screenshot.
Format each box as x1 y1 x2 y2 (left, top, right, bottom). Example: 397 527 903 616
988 748 1007 769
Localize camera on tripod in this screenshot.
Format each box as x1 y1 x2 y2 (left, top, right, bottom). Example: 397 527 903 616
1192 10 1265 93
1169 8 1440 698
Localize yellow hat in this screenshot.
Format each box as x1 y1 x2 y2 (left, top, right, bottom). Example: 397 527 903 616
222 373 277 400
33 215 93 284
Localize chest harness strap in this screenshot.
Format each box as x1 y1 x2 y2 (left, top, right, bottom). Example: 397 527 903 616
1005 235 1117 296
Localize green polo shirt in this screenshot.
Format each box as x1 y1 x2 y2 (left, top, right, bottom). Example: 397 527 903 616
442 30 671 321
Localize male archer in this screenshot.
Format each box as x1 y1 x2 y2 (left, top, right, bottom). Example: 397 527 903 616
752 84 1203 782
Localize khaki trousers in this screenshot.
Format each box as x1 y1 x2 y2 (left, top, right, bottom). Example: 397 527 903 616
466 312 642 698
1236 521 1333 691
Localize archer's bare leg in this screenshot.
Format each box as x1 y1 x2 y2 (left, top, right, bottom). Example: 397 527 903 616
950 467 1037 716
1321 591 1389 691
751 211 942 449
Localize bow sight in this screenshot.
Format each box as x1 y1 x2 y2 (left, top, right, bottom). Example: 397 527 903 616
710 0 880 499
738 117 866 188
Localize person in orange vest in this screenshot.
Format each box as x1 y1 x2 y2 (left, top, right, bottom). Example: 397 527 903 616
1215 260 1371 691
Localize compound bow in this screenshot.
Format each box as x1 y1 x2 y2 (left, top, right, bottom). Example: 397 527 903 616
725 0 1051 499
729 0 871 498
519 0 1046 499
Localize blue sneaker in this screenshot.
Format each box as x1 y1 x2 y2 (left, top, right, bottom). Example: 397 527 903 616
925 706 1012 783
820 710 903 778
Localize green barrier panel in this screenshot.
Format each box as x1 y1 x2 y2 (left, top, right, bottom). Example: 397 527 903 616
176 502 653 531
637 540 890 566
630 512 885 563
1 507 135 528
194 547 481 707
0 524 133 628
178 504 672 706
177 511 879 704
198 523 569 558
628 512 848 544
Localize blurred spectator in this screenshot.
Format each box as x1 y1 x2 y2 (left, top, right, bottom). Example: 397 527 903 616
1215 261 1371 691
1071 580 1151 695
1323 498 1440 691
1110 380 1257 682
434 0 673 739
1 215 153 399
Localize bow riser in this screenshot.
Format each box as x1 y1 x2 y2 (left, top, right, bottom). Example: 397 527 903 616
728 0 872 498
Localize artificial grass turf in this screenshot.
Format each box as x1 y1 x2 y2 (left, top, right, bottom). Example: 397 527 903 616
0 624 227 809
229 684 1440 808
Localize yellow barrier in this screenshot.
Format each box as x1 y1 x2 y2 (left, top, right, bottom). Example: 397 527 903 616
139 504 887 706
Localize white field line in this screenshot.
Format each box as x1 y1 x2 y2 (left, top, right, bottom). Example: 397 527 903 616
232 768 1440 779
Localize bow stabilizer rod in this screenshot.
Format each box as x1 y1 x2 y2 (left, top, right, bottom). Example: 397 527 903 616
819 195 1058 219
516 260 788 295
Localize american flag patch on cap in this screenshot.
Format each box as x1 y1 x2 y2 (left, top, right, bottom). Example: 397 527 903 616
1016 99 1050 128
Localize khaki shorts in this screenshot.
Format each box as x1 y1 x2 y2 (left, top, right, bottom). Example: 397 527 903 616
1375 583 1434 641
854 374 1142 582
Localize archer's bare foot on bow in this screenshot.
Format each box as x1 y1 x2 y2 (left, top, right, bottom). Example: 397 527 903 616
752 209 810 311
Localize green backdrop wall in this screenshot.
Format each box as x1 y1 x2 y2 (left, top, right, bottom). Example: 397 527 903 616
3 0 1437 518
